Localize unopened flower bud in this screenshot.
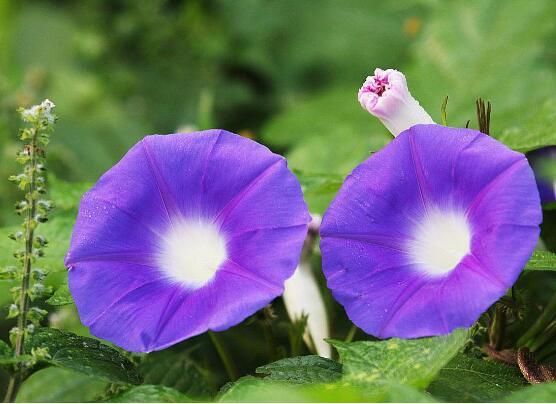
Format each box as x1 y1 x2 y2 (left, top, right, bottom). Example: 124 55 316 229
358 68 434 137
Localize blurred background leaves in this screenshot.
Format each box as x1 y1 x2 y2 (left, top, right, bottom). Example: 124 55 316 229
1 0 556 401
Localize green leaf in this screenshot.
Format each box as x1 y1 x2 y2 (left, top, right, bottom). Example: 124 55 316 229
218 377 435 403
329 328 468 389
503 382 556 402
105 385 193 403
49 175 92 213
256 355 342 384
0 215 74 275
427 354 526 402
16 367 107 403
496 98 556 153
295 171 344 214
139 349 214 398
407 0 556 137
46 283 74 306
524 251 556 272
25 328 141 385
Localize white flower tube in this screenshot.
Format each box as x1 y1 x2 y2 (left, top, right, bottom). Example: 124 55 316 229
283 215 331 358
358 68 434 137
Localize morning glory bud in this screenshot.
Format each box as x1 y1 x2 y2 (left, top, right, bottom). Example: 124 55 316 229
283 214 331 358
358 68 434 136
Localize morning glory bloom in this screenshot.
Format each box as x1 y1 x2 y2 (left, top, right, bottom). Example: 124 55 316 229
527 146 556 204
358 68 434 137
320 124 542 339
66 130 310 352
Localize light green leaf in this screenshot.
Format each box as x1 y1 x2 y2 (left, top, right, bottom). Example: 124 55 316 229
49 175 92 213
407 0 556 136
25 328 141 385
256 355 342 384
295 171 344 214
497 98 556 153
218 377 435 403
427 354 526 402
139 349 214 398
329 328 468 389
105 385 193 403
503 382 556 402
46 283 73 306
524 251 556 272
0 215 74 275
16 367 106 403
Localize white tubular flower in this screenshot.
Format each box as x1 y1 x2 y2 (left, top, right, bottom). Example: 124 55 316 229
283 215 331 358
358 68 433 137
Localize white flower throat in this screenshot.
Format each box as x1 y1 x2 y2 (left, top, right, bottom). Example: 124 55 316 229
407 209 471 276
158 218 228 288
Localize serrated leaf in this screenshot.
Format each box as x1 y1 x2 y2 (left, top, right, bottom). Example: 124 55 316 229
139 349 214 398
427 354 526 402
218 376 435 403
105 385 193 403
46 283 74 306
502 382 556 402
329 328 468 389
524 251 556 272
25 328 141 385
256 355 342 384
16 367 107 403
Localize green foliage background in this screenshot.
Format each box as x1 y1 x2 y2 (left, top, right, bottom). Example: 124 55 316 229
0 0 555 402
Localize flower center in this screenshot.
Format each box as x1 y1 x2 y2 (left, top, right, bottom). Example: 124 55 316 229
364 72 390 96
407 209 471 276
158 218 228 288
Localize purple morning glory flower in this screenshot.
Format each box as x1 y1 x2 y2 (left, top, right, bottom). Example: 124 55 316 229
65 130 310 352
320 124 542 339
527 146 556 204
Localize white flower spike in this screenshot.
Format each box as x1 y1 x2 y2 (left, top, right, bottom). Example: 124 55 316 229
358 68 434 136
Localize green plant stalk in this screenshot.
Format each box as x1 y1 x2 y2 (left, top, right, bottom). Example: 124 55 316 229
344 324 358 343
488 305 506 350
3 128 38 403
529 320 556 353
517 293 556 347
208 331 238 382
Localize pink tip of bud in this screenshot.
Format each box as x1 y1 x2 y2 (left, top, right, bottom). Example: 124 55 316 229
358 68 434 137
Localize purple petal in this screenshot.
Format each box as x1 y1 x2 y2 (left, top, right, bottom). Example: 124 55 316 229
321 124 541 339
66 130 309 352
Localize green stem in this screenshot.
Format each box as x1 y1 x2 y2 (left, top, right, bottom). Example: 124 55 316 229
208 331 238 381
517 293 556 347
344 324 358 343
529 320 556 352
489 305 506 350
2 375 17 403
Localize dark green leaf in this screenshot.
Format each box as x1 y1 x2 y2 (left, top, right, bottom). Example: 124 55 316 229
256 355 342 384
524 251 556 272
25 328 141 385
105 385 193 403
16 367 107 403
139 349 214 398
427 354 526 402
329 328 468 389
46 283 73 306
503 382 556 402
